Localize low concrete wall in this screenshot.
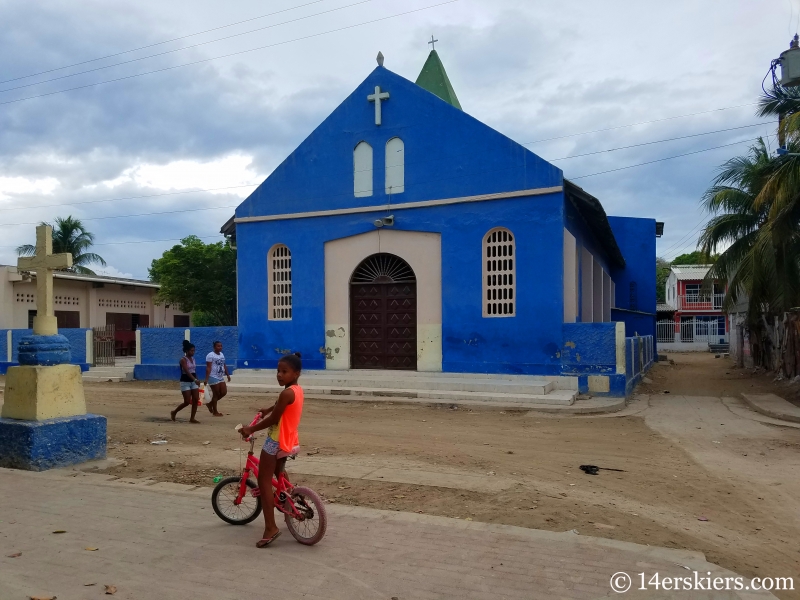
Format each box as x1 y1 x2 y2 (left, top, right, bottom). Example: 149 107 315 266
0 328 90 374
133 326 239 380
560 323 653 397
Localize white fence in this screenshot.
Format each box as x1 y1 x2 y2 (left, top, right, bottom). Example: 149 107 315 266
657 317 728 348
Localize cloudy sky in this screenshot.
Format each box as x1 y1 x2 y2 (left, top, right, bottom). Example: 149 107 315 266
0 0 792 278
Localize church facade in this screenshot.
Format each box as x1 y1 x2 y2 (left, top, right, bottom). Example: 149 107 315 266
222 51 657 383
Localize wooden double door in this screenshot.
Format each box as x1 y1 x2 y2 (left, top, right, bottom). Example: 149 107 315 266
351 280 417 370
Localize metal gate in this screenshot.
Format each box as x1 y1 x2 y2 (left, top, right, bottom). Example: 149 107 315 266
92 324 115 366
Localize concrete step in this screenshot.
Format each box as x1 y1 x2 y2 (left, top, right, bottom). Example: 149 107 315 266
232 374 556 395
227 382 576 406
83 367 134 382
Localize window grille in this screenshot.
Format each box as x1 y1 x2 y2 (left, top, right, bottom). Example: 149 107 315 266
269 245 292 320
483 228 516 317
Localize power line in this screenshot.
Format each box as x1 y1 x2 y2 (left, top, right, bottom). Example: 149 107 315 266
0 1 459 107
659 221 704 256
1 120 766 214
0 137 760 226
0 0 326 85
0 234 225 250
570 138 759 179
0 204 238 228
0 184 259 212
524 103 761 145
549 122 774 161
0 0 376 94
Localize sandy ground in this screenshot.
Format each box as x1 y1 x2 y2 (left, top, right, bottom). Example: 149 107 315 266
2 353 799 598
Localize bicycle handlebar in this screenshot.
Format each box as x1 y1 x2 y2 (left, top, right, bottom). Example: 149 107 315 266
234 413 263 442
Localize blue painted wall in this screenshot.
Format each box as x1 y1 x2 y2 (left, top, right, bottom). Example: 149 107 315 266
0 328 90 374
561 323 617 374
608 216 657 342
134 327 239 380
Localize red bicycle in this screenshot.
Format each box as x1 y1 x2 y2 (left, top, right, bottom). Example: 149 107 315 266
211 414 327 545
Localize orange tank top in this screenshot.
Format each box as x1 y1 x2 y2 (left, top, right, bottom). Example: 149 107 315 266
278 384 304 452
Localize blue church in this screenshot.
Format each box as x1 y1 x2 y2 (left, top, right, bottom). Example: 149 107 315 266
221 50 657 394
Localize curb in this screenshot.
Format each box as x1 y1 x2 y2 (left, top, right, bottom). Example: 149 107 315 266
741 393 800 424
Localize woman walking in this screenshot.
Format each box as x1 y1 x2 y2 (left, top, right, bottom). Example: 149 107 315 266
171 340 201 423
204 340 231 417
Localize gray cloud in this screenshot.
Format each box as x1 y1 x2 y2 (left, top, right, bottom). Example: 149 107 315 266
0 0 790 274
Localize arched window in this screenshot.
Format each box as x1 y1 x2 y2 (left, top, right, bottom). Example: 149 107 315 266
268 244 292 321
482 228 516 317
385 137 405 195
354 141 373 198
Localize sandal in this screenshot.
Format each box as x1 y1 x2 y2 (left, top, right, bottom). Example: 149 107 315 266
256 530 281 548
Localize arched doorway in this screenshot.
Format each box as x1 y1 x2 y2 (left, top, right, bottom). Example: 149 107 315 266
350 253 417 370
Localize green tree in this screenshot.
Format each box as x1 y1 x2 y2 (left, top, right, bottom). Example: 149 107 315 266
149 236 237 326
16 216 107 275
672 251 715 265
698 137 799 320
655 257 671 303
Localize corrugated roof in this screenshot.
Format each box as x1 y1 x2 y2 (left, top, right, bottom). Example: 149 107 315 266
671 265 712 280
656 303 675 313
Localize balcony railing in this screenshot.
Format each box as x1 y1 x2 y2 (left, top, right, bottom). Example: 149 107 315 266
677 293 724 311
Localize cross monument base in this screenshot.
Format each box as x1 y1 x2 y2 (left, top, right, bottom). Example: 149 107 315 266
0 414 107 471
2 364 88 421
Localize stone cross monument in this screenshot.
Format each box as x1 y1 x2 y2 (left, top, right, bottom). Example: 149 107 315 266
18 225 73 336
0 224 106 471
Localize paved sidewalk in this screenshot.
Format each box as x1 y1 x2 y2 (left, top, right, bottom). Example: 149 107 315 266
0 468 774 600
741 393 800 424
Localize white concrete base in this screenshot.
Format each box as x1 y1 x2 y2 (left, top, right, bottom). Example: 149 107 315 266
658 342 712 352
229 369 579 406
1 364 87 421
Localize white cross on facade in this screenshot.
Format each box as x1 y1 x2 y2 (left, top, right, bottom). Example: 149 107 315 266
17 225 73 336
367 85 390 126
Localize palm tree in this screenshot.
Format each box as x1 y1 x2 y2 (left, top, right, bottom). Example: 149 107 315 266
16 216 107 275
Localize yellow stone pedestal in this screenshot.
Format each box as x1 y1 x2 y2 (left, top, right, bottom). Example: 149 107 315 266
1 364 87 421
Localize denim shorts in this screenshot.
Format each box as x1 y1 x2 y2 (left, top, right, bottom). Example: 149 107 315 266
207 376 224 385
262 436 280 456
180 381 199 392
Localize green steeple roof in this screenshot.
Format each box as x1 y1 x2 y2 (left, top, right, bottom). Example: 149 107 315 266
415 50 462 110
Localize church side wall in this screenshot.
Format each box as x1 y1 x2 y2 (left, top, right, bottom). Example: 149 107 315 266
607 217 657 342
235 192 567 375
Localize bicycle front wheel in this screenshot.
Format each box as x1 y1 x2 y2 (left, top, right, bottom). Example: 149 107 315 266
211 476 262 525
284 486 327 545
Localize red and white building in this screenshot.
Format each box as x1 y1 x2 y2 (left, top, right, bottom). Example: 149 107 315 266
657 265 728 351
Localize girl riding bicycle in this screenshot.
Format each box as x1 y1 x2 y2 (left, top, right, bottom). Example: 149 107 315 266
239 352 304 548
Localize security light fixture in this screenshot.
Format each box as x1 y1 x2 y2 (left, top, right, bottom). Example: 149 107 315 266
373 215 394 228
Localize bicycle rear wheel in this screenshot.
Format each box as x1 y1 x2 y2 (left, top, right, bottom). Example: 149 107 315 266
284 486 327 545
211 476 262 525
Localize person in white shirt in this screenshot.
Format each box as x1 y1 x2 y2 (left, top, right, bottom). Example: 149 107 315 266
203 341 231 416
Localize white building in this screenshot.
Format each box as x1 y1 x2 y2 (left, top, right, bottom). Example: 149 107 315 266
0 266 189 355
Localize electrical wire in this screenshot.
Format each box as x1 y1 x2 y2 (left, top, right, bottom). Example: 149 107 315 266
570 138 758 180
523 103 761 145
0 1 328 85
548 122 774 161
0 184 259 212
0 1 459 107
0 136 760 229
0 234 225 250
0 0 377 94
0 120 769 215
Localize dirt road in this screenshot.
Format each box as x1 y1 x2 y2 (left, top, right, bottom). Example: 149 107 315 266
1 353 799 597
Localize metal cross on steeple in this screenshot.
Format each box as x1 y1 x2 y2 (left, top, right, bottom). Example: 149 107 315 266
428 35 438 50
